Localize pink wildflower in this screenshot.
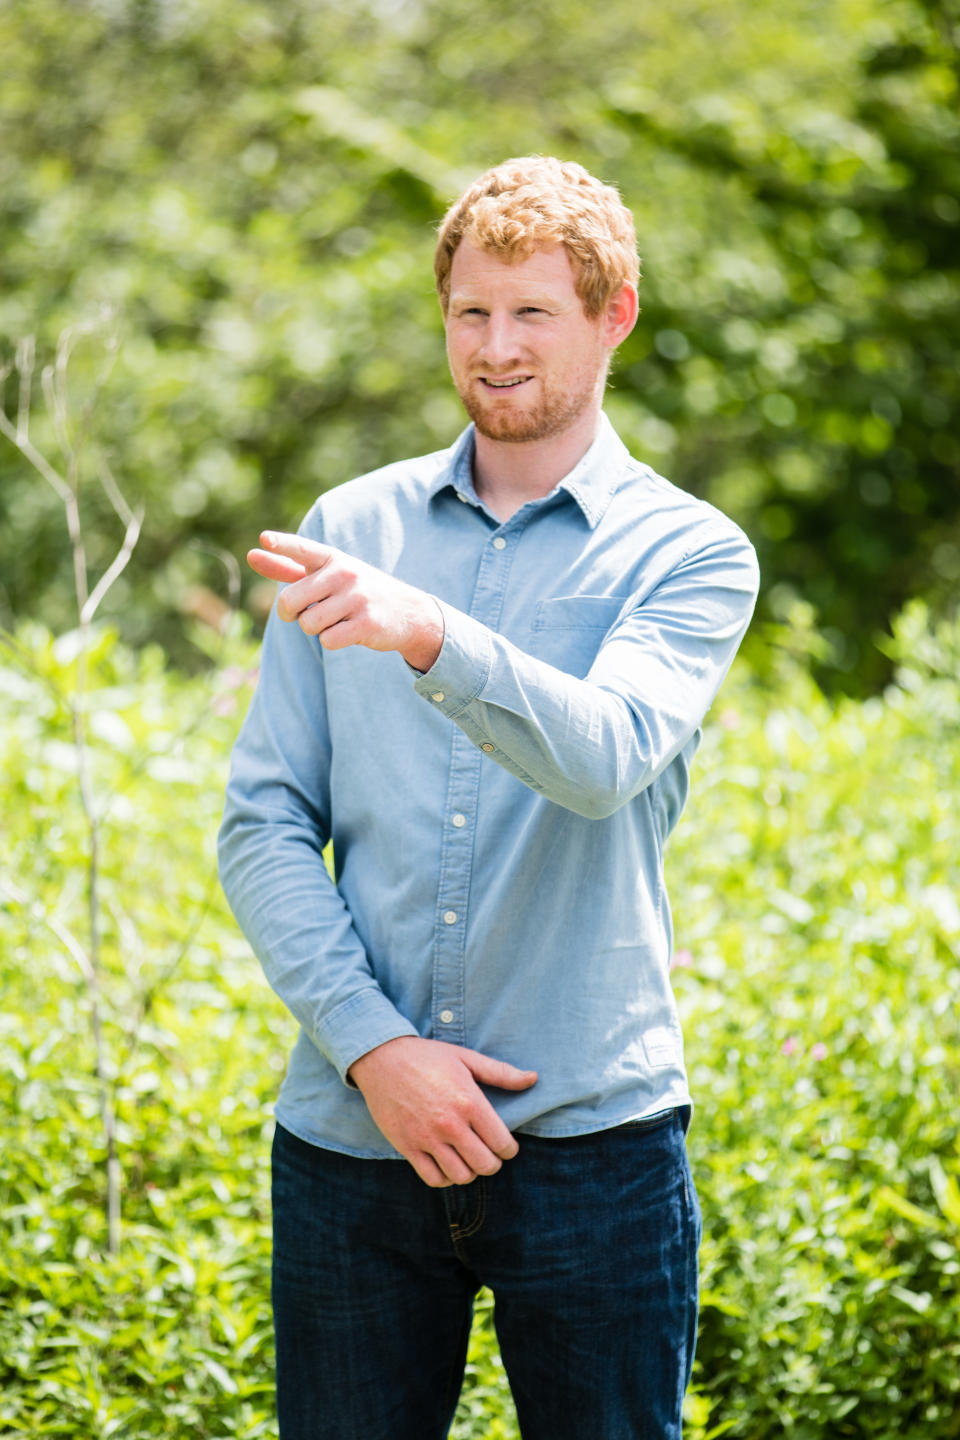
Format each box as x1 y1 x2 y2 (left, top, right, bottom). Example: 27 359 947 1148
810 1042 828 1061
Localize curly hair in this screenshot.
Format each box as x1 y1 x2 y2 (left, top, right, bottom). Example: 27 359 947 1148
434 156 639 317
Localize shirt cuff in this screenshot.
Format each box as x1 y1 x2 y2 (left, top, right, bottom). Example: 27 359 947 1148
412 601 493 717
314 986 420 1086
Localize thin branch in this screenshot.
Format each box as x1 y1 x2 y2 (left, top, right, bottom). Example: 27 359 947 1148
0 403 73 504
99 455 136 529
81 503 144 626
1 321 229 1258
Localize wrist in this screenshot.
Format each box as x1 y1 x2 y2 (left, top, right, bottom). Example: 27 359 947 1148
400 595 445 673
348 1034 417 1090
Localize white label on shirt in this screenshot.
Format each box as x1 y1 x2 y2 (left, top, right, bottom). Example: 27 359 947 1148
642 1026 682 1069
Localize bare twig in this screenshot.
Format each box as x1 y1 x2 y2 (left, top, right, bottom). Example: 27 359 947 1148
82 503 144 627
0 400 73 503
100 455 136 529
1 321 240 1257
0 325 131 1252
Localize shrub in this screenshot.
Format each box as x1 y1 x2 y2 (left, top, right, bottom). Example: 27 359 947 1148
0 603 957 1436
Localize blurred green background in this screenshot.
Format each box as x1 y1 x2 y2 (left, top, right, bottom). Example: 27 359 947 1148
3 0 957 690
2 1 959 1436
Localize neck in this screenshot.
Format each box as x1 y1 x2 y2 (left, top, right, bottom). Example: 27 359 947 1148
472 405 602 523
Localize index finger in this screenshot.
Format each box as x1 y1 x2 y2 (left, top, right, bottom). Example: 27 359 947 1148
247 549 308 584
259 531 335 574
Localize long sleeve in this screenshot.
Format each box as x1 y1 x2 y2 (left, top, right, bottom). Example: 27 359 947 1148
217 599 418 1083
413 526 759 820
217 421 762 1156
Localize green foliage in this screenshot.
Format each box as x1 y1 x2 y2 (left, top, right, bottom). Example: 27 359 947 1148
2 0 956 688
1 602 958 1435
669 601 960 1437
0 623 287 1436
609 0 960 689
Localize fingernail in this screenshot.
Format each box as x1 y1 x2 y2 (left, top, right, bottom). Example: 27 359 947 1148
262 531 278 547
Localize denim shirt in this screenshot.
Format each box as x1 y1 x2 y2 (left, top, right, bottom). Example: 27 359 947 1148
218 414 759 1158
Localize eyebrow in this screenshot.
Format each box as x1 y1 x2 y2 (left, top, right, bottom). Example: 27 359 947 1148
448 292 560 309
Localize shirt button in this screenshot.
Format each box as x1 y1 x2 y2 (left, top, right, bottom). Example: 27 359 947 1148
480 742 495 753
452 813 466 828
443 910 458 925
456 491 467 502
492 536 507 550
439 1009 455 1024
431 691 445 703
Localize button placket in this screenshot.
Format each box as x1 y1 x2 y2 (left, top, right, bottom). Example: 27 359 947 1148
431 726 478 1042
430 519 522 1042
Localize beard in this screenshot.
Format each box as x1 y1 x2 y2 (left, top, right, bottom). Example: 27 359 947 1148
455 370 604 444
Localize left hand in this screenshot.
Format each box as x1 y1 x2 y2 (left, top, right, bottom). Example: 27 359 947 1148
248 531 444 672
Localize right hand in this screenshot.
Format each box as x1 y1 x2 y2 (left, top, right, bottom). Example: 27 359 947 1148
348 1036 538 1188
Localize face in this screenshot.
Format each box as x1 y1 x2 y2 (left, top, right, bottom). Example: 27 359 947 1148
444 241 615 445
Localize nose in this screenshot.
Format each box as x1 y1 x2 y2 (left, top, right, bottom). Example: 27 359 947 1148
477 313 525 368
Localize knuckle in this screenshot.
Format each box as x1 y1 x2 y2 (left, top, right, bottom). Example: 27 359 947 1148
435 1117 462 1144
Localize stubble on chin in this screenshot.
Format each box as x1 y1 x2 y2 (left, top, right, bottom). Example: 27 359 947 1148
459 383 597 445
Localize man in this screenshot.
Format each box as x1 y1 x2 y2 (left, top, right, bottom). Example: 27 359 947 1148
219 156 759 1439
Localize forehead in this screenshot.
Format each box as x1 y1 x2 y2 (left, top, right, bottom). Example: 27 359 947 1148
447 240 580 303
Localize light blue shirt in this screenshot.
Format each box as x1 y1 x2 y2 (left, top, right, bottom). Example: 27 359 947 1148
218 414 759 1157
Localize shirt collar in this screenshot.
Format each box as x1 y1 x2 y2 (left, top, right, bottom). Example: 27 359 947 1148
427 412 630 530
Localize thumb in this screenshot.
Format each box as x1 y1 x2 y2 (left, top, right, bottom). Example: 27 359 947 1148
462 1049 538 1092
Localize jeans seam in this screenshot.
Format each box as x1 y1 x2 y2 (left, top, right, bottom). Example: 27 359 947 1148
447 1179 487 1260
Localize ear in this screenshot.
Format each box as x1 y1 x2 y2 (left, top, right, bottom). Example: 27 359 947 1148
601 283 639 349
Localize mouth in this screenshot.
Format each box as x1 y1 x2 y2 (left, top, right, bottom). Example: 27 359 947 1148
479 376 534 390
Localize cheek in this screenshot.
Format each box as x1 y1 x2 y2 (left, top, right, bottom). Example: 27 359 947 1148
446 332 471 372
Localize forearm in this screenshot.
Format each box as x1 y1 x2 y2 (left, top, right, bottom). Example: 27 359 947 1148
218 594 419 1080
218 805 418 1078
414 533 760 818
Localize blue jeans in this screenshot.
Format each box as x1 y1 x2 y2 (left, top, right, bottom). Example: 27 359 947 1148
271 1110 701 1439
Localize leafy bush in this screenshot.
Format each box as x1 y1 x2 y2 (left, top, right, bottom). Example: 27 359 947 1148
0 603 957 1436
672 601 960 1438
0 623 283 1437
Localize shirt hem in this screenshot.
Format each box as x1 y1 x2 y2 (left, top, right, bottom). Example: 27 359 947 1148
273 1092 694 1159
514 1094 693 1139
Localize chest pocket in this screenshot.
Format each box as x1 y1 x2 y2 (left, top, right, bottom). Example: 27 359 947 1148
531 595 629 678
